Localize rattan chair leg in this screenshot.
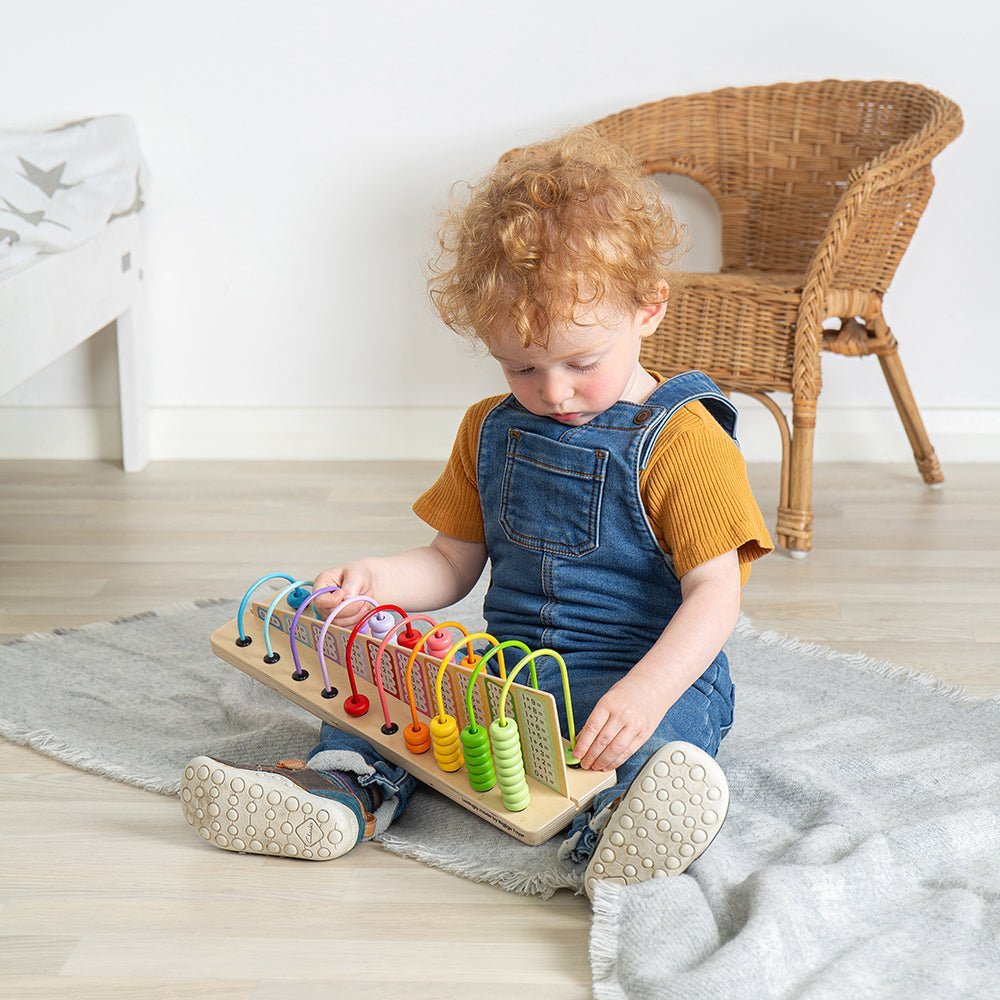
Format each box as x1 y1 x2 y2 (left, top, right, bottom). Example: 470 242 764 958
738 390 791 514
877 349 944 485
870 315 944 486
777 399 816 554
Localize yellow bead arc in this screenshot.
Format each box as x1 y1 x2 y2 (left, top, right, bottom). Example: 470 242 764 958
430 629 480 721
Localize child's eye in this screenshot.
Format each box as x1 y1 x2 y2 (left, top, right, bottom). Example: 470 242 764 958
570 362 600 372
505 367 535 376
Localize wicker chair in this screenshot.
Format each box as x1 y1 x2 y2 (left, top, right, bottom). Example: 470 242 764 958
592 80 963 555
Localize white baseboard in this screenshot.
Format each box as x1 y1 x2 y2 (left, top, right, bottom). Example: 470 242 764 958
0 405 997 463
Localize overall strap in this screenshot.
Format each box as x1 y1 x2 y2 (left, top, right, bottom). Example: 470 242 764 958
639 370 740 468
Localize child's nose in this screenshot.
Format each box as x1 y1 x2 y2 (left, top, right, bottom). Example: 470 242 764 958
539 372 572 405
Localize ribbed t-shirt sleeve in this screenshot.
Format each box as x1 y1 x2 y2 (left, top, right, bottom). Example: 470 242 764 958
640 402 774 583
411 396 504 543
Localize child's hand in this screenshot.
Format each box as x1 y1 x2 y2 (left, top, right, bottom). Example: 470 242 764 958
573 671 673 772
311 563 377 628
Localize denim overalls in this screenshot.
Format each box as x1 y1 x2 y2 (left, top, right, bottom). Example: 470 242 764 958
309 371 737 864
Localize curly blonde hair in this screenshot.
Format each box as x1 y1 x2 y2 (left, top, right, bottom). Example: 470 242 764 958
428 126 684 349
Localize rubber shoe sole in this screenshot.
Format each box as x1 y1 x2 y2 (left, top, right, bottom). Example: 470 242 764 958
180 756 361 860
584 741 729 898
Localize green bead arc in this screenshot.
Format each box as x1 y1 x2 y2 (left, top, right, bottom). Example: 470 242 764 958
498 649 577 751
465 639 535 731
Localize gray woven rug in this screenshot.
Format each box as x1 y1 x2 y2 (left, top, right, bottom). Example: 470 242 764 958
2 594 998 999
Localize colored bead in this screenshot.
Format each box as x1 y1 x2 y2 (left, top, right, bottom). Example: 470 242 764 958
404 721 431 754
424 630 454 658
489 718 530 812
396 627 424 650
286 587 311 610
430 714 463 772
367 611 396 642
460 724 495 791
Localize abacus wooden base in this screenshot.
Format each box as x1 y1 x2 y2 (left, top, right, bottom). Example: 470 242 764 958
210 614 617 845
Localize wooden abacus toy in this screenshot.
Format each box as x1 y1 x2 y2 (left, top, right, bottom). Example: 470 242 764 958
210 572 617 844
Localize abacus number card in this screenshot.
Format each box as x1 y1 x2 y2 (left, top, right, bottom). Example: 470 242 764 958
211 602 615 844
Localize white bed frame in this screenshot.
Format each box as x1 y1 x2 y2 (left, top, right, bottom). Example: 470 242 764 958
0 214 148 470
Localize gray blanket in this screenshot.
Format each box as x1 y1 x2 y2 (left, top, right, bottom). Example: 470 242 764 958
590 625 1000 999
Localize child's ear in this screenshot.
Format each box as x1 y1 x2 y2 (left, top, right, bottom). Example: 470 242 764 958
638 283 670 337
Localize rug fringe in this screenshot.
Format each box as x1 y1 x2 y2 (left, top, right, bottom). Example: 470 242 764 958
589 884 624 999
376 831 580 899
733 613 997 707
0 721 180 795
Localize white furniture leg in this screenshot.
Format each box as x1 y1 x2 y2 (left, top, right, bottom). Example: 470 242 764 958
116 303 150 472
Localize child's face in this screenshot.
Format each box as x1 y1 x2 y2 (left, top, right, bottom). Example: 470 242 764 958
488 291 667 426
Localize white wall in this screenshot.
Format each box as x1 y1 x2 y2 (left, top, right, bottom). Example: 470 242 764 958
2 0 997 462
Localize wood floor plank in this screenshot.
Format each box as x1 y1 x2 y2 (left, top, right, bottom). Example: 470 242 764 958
0 977 256 1000
60 935 587 984
251 983 593 1000
0 894 585 939
0 935 80 975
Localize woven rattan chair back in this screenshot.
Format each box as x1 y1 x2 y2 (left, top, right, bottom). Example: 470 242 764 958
596 79 955 292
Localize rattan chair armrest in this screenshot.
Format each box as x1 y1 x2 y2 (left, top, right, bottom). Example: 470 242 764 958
810 90 963 288
846 96 963 196
796 93 963 388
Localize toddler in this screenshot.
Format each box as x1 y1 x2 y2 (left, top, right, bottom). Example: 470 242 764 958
182 127 773 897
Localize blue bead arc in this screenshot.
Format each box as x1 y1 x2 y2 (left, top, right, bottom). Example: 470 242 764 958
236 573 297 643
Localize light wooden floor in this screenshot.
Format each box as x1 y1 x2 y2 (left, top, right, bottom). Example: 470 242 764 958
1 460 997 998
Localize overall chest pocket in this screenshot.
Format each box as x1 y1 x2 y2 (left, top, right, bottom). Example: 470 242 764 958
498 428 608 557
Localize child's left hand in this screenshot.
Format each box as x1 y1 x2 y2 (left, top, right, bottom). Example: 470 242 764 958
572 670 674 772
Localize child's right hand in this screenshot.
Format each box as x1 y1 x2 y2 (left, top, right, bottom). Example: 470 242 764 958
311 562 377 628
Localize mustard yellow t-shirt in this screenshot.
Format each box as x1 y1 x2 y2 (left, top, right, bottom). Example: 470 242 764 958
413 379 773 585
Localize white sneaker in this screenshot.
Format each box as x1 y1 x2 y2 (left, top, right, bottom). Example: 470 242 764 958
179 755 365 861
584 741 729 898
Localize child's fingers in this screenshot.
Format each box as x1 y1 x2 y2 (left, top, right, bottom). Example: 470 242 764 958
309 565 375 625
587 728 640 772
328 595 372 628
572 708 605 762
331 574 373 623
310 571 345 614
337 568 371 600
579 720 627 771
